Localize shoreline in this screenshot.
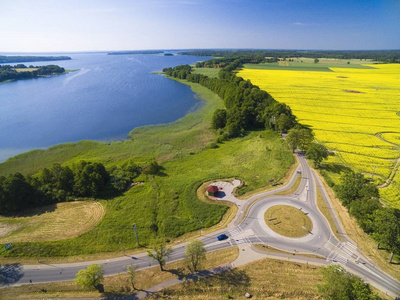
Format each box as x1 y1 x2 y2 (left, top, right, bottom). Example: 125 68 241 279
0 75 217 172
0 72 205 165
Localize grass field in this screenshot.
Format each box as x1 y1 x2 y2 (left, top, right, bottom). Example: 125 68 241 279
192 67 220 78
264 205 312 238
238 63 400 208
0 201 104 243
0 78 294 258
158 257 324 299
243 57 375 72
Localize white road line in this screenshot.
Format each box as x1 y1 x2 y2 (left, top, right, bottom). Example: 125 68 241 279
341 246 356 257
331 253 348 264
346 242 357 250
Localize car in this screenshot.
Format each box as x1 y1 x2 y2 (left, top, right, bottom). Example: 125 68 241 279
217 234 228 241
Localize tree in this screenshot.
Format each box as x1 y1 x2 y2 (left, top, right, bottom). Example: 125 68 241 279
74 264 104 290
314 58 319 63
212 109 227 129
306 142 328 168
0 173 36 213
142 161 163 175
147 243 173 271
336 172 379 207
73 161 109 197
372 208 400 263
126 264 137 291
185 240 206 273
318 265 381 300
349 197 380 233
286 128 313 152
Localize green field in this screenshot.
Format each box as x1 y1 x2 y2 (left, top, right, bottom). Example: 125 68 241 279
0 78 294 258
192 67 220 78
243 57 376 72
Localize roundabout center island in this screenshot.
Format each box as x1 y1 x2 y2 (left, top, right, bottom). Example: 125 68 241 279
264 205 313 238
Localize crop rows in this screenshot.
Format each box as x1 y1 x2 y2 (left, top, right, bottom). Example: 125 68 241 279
238 64 400 208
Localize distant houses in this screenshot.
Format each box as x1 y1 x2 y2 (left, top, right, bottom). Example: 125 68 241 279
206 185 219 197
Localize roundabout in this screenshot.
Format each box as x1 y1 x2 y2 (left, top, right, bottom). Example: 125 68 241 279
4 152 400 298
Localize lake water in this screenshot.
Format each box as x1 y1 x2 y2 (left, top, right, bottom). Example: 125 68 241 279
0 52 210 161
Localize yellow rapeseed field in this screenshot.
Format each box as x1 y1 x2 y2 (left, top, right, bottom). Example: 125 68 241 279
238 64 400 208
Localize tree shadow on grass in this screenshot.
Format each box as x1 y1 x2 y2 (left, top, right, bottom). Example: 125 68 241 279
320 163 351 174
0 263 23 286
1 203 57 218
165 267 186 279
213 268 251 291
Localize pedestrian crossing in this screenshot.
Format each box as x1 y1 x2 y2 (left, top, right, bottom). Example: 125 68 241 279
228 227 264 246
327 251 348 264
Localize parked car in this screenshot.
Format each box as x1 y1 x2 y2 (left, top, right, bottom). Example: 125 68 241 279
217 234 228 241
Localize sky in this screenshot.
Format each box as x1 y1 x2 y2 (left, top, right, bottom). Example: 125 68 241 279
1 0 399 52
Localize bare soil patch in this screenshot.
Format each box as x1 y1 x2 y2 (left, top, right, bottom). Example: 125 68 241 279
344 89 364 93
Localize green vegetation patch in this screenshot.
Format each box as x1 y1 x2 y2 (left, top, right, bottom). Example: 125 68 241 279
0 79 294 258
265 205 312 238
191 67 220 78
243 58 376 72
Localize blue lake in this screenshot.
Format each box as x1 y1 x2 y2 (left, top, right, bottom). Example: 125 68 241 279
0 53 210 161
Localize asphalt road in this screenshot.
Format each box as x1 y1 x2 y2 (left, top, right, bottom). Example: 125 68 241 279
2 152 400 298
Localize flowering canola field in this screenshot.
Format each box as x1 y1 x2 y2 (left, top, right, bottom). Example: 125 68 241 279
238 64 400 208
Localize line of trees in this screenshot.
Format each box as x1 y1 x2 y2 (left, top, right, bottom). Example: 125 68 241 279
0 64 66 83
318 265 382 300
180 49 400 63
0 160 163 214
335 171 400 262
163 60 298 140
0 56 71 64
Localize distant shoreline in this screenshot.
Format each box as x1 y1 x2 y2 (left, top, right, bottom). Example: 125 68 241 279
0 55 71 64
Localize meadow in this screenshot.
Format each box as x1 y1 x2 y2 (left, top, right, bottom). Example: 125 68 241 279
238 62 400 208
0 79 294 258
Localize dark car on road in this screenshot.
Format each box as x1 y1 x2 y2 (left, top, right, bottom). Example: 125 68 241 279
217 234 228 241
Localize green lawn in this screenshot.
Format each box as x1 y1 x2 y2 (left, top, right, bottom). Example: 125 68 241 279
0 78 294 258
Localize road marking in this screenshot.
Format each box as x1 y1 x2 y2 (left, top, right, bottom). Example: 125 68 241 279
328 252 348 265
346 242 357 250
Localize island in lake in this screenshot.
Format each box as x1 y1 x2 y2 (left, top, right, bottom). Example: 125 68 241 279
0 64 66 83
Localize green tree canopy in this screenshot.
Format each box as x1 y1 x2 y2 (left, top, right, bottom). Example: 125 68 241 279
74 264 104 290
147 242 173 271
73 161 109 197
185 239 206 273
318 265 381 300
372 208 400 263
286 128 314 152
306 142 328 168
212 109 227 129
336 172 379 207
